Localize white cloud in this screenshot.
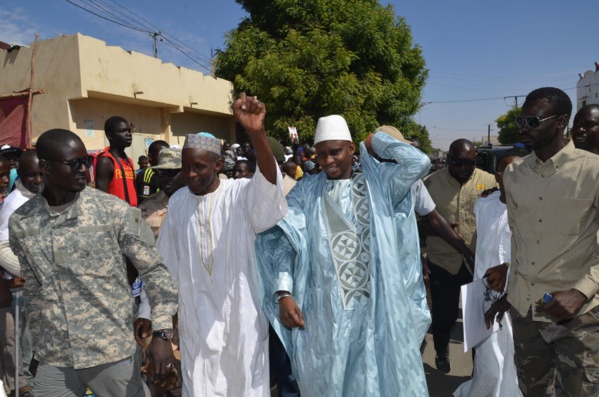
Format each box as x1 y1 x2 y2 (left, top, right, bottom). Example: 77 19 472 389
0 7 42 46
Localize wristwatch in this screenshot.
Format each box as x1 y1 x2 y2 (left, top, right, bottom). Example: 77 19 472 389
152 329 174 342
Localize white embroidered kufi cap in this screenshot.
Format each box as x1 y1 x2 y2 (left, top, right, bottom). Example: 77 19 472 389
313 115 352 145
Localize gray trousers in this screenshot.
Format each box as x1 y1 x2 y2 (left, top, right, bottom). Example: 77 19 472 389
34 351 150 397
0 305 27 392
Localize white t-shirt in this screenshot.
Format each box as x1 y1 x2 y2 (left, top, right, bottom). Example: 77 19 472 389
412 179 435 217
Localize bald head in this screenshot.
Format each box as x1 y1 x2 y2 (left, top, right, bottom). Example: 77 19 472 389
18 151 43 194
448 139 476 158
447 139 477 184
572 104 599 154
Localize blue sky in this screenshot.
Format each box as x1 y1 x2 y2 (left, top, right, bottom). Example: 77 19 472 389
2 0 597 149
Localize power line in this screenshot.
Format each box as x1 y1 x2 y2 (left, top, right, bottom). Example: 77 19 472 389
428 83 526 92
65 0 148 33
101 0 214 65
427 96 510 104
429 71 574 83
66 0 214 72
426 81 599 104
160 35 213 74
86 0 147 31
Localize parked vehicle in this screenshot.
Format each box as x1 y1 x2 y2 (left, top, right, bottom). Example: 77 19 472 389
476 145 515 174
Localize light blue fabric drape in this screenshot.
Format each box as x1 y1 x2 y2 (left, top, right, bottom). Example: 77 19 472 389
256 133 431 396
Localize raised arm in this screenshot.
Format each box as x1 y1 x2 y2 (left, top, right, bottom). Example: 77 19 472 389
232 93 277 185
364 131 431 204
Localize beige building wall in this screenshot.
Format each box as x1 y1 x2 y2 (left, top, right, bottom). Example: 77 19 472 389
577 69 599 111
0 35 83 138
0 33 236 161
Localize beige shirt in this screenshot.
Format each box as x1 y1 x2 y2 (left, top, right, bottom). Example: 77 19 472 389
424 167 496 274
283 174 297 196
139 190 170 241
504 142 599 321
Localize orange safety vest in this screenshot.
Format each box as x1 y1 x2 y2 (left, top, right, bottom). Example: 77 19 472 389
95 148 138 207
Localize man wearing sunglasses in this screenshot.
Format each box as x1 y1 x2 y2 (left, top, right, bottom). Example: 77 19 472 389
8 129 178 397
487 87 599 396
422 138 496 374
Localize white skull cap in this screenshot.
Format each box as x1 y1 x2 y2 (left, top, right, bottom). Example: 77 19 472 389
313 115 352 145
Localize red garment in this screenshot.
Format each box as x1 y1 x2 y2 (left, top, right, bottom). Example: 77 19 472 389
0 96 28 148
97 148 138 207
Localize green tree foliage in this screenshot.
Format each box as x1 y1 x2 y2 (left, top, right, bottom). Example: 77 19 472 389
401 122 433 154
496 107 522 145
215 0 428 144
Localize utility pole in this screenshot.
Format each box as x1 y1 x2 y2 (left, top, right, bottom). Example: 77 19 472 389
150 31 162 58
503 95 526 108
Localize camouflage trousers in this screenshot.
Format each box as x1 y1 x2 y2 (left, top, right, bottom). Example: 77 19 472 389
510 306 599 397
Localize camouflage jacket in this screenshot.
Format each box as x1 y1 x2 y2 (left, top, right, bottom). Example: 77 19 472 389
9 187 178 369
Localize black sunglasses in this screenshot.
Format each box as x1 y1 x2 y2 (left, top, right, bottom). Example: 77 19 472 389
514 114 559 129
44 156 94 171
447 156 476 167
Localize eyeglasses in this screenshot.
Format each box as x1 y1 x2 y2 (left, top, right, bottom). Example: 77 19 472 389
447 156 476 167
45 156 93 171
515 114 559 129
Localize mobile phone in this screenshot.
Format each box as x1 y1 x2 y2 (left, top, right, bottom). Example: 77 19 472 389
542 293 553 304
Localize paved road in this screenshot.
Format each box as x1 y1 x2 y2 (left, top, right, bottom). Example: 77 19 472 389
422 314 473 397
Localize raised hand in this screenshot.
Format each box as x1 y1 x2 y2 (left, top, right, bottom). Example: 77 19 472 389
232 92 266 136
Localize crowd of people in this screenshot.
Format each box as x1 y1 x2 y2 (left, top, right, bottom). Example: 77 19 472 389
0 87 597 397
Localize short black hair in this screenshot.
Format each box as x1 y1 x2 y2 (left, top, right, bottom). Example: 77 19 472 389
0 154 8 165
235 159 256 173
246 150 257 163
525 87 572 118
104 116 128 133
409 137 423 151
282 160 297 174
36 129 84 160
148 140 169 157
138 155 148 162
17 151 39 176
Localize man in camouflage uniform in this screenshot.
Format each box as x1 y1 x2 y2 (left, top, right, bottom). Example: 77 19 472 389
137 147 184 395
487 87 599 396
139 148 184 241
9 129 178 397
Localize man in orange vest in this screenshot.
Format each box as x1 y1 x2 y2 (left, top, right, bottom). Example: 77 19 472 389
95 116 138 206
